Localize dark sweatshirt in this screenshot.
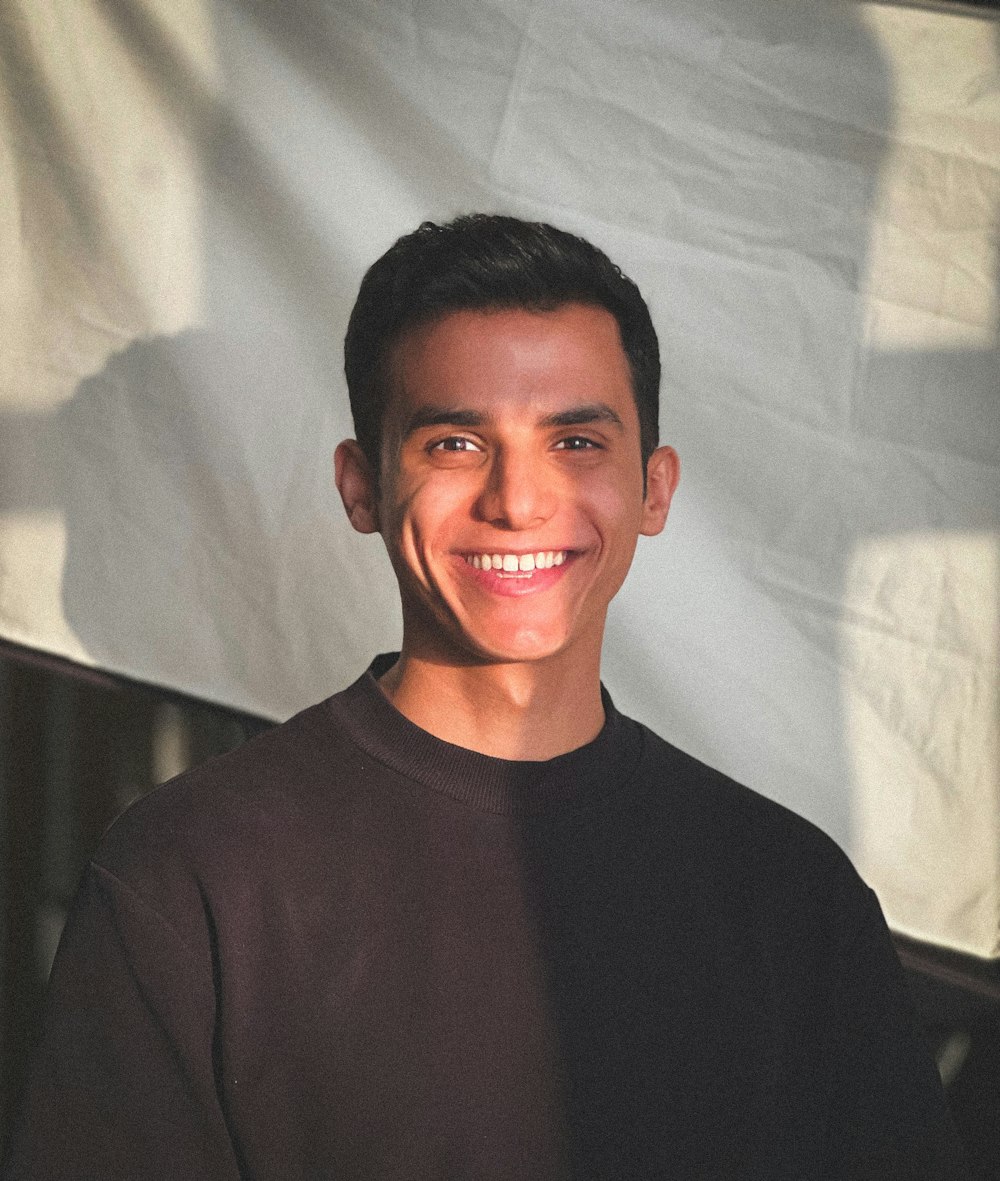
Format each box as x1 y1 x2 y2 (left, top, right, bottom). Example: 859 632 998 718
5 656 965 1179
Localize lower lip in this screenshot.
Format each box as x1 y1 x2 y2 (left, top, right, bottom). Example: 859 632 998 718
455 555 576 597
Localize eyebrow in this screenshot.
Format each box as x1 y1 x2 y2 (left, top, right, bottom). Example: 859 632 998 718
401 402 624 439
538 403 625 430
401 407 488 439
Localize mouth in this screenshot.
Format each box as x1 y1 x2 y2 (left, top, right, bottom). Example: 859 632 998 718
461 550 568 578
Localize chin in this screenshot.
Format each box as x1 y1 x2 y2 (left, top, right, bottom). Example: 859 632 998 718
458 624 577 666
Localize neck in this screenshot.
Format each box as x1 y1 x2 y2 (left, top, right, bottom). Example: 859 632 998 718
378 646 605 761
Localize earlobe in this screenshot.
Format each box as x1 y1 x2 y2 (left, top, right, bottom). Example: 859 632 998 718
640 446 680 537
334 440 381 534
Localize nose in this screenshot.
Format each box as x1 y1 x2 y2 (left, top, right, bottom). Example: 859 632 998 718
473 447 558 531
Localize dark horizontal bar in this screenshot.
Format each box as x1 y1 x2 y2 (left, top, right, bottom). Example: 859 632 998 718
0 637 274 728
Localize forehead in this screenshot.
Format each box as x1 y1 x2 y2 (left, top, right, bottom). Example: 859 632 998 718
385 303 636 424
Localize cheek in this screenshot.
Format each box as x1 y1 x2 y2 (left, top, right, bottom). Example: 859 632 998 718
389 479 468 558
585 477 645 543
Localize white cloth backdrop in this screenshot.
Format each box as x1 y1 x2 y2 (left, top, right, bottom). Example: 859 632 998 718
1 0 997 957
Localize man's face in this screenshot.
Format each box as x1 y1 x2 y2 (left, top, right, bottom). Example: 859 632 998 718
341 302 678 668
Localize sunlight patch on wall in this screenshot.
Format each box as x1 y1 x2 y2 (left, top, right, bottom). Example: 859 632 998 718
843 531 999 958
0 0 211 415
860 3 999 351
0 511 86 663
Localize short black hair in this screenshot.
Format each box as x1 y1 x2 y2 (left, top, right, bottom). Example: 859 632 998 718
344 213 660 478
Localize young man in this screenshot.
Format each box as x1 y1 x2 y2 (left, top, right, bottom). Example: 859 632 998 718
6 215 964 1178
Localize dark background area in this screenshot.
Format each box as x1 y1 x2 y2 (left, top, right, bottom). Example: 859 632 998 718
1 640 998 1175
0 641 269 1160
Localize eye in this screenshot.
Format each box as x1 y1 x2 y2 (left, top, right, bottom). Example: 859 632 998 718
430 436 482 453
554 435 602 451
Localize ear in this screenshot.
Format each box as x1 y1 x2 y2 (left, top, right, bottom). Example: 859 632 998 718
639 445 680 537
334 439 381 534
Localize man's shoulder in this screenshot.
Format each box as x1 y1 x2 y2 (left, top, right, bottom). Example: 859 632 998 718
631 720 865 913
92 691 356 889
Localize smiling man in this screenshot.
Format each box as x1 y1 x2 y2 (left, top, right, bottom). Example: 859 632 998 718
5 215 965 1180
335 298 677 760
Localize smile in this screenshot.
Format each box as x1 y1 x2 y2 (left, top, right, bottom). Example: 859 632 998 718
463 551 567 574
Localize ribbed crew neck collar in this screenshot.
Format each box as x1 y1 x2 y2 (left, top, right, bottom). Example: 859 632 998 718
327 653 642 816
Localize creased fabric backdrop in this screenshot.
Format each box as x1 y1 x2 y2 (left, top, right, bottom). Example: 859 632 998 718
1 0 998 957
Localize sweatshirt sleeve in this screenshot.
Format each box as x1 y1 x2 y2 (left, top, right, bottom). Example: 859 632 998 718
3 863 242 1181
822 885 969 1180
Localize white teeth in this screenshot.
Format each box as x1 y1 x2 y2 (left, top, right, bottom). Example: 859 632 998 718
465 550 568 571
